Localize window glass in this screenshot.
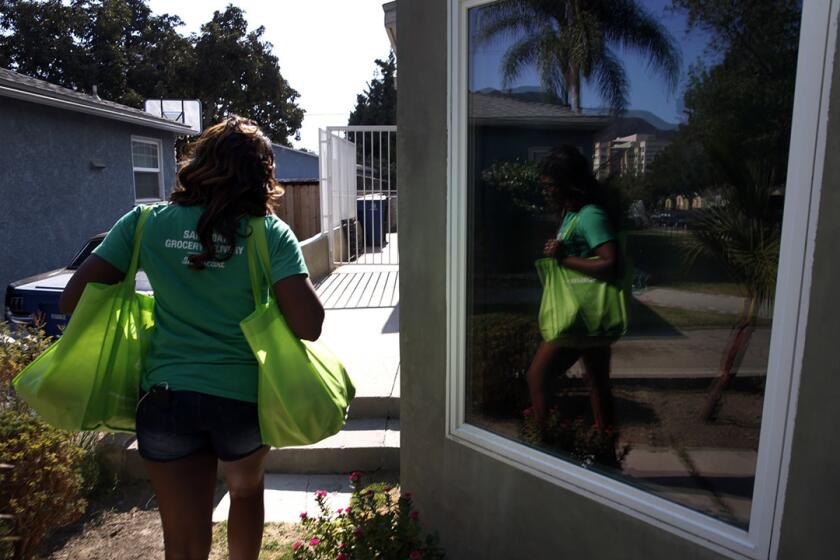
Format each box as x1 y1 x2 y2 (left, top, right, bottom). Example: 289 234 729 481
132 140 160 170
465 0 801 529
134 171 160 200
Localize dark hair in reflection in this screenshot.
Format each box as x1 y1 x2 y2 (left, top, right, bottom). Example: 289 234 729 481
171 115 282 270
540 145 619 227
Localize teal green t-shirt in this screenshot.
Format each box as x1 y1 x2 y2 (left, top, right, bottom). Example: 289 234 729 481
92 204 309 402
556 204 616 257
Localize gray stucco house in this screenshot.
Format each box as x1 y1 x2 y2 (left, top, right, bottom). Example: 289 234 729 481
0 67 192 302
395 1 840 559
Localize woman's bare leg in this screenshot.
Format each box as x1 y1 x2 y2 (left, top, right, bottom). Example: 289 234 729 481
526 341 580 426
144 451 218 560
582 346 614 429
220 446 270 560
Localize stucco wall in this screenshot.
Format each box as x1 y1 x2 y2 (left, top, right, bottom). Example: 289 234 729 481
0 97 178 300
397 1 840 558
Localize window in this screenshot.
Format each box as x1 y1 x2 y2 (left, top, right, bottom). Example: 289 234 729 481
131 137 163 201
447 0 836 557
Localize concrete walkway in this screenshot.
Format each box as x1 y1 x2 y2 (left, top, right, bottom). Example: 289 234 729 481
635 287 773 319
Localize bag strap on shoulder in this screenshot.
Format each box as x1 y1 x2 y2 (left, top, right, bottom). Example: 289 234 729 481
124 205 153 289
246 216 273 307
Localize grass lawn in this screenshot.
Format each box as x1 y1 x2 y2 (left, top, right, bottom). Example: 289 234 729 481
211 522 302 559
627 229 732 286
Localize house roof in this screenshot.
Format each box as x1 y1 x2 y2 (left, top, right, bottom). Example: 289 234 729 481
0 67 194 134
272 143 320 183
469 92 612 130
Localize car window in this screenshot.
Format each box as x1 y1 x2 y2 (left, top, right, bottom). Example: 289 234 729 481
68 237 104 269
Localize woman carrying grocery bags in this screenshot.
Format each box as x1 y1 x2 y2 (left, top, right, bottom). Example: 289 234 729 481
527 145 629 433
17 116 354 560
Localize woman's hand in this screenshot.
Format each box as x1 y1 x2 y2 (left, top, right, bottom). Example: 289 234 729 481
543 239 563 258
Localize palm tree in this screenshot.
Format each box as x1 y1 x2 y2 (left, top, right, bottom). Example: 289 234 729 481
476 0 681 113
684 146 782 421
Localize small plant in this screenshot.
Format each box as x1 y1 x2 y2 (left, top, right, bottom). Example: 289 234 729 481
521 408 629 469
291 473 445 560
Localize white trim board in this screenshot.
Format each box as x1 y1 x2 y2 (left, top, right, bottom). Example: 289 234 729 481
444 1 839 558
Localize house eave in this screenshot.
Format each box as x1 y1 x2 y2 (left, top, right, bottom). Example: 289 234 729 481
0 83 194 134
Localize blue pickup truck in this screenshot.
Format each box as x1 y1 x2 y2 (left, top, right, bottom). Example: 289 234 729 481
4 234 151 336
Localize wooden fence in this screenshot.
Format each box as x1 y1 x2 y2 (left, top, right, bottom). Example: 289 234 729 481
272 181 321 241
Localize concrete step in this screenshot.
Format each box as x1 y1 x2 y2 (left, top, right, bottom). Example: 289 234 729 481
264 418 400 474
121 418 400 479
348 395 400 419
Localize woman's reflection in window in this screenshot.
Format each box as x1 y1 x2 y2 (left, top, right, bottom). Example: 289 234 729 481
526 146 621 434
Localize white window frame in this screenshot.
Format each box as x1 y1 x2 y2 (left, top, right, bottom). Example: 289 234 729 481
445 1 839 558
131 135 165 202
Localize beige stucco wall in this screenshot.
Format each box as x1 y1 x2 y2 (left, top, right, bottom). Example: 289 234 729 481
397 0 840 558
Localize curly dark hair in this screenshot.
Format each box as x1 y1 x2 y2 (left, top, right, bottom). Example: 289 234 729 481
539 145 620 228
170 115 282 270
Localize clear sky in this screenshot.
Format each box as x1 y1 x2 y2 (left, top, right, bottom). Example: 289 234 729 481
469 0 714 125
147 0 393 152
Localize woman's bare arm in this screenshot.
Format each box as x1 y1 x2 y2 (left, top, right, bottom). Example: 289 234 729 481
559 240 618 282
59 255 126 314
273 275 325 341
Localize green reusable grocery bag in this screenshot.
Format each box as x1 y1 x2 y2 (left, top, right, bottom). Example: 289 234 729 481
535 214 630 343
535 258 629 344
13 207 154 432
241 217 355 448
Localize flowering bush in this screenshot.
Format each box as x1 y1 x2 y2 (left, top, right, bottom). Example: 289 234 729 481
291 472 445 559
521 408 629 468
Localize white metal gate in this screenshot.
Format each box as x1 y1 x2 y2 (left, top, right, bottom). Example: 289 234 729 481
319 126 398 265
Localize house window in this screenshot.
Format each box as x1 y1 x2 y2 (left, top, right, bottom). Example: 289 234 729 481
131 137 163 201
448 0 833 557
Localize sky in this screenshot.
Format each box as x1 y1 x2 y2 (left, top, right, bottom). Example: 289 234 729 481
469 0 714 125
147 0 393 152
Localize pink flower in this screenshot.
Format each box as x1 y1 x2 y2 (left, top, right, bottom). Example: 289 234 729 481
339 543 347 549
410 511 420 519
292 541 302 550
349 471 362 483
523 407 533 416
344 506 352 514
299 512 308 520
402 491 413 500
336 508 344 514
309 538 320 547
315 490 328 498
409 551 422 560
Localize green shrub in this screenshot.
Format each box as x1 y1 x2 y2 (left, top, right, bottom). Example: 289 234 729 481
0 322 98 559
0 409 91 559
469 313 541 415
292 473 444 560
0 321 52 410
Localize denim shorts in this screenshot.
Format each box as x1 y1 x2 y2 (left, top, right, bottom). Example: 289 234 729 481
135 385 267 462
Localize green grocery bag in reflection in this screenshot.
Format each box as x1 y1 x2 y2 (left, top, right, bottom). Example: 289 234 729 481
241 217 355 448
535 257 630 344
13 207 154 432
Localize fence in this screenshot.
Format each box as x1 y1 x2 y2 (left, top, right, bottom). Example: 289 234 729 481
272 181 321 241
